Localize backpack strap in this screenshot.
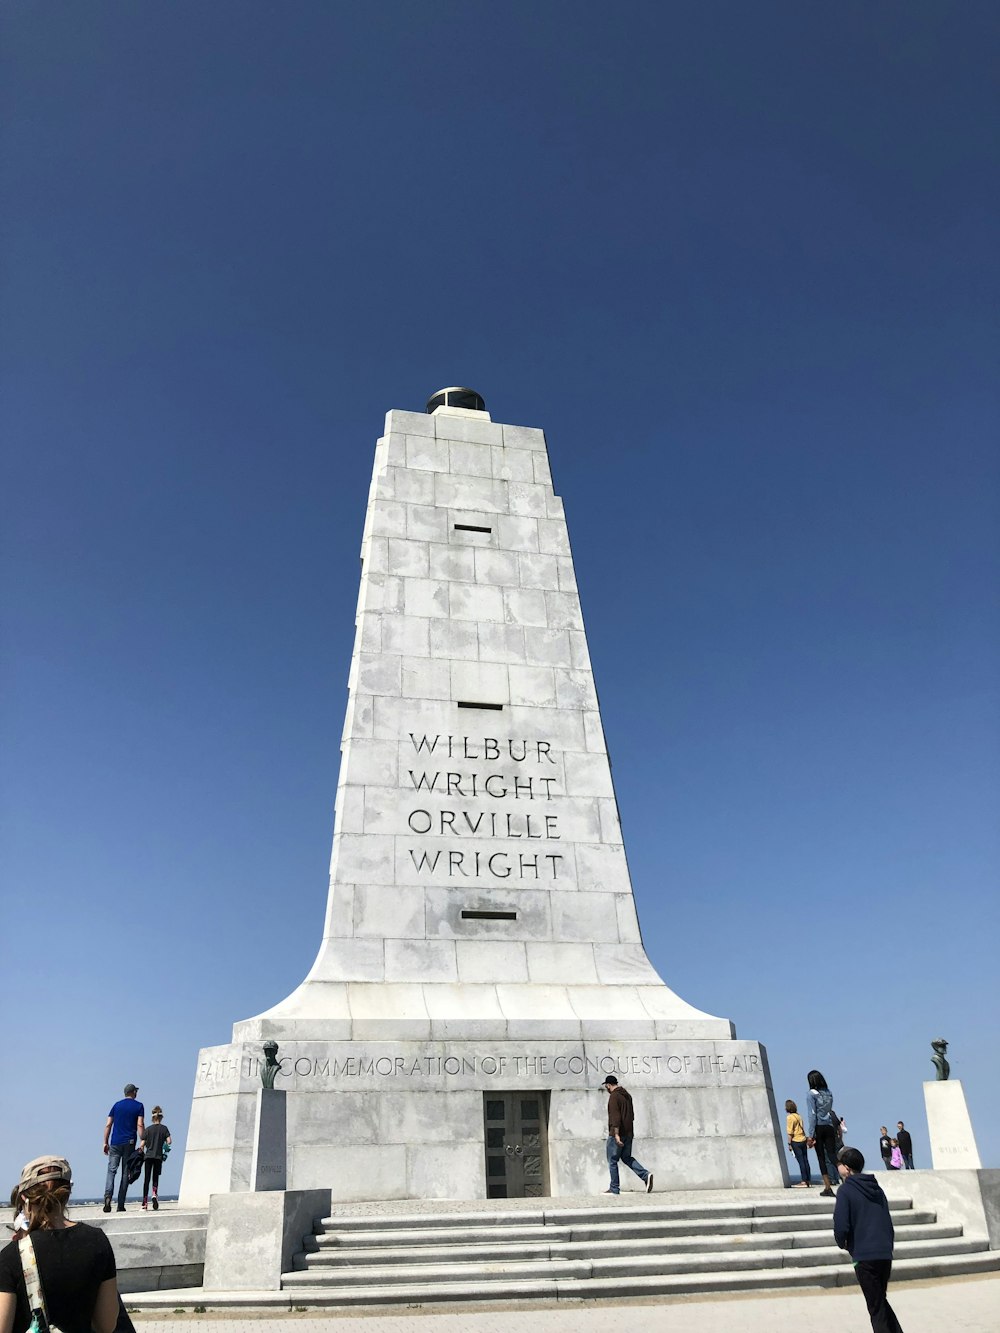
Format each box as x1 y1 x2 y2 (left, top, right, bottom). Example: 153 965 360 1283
18 1233 49 1327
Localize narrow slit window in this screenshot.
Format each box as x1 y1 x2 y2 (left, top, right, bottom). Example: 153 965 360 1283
454 523 492 533
462 910 517 921
457 701 504 711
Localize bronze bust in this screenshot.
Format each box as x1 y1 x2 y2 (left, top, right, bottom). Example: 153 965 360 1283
261 1040 281 1089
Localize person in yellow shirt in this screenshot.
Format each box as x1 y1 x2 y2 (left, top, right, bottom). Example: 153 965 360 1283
786 1099 811 1187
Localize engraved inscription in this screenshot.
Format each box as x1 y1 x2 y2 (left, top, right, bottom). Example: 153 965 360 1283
406 732 564 881
197 1050 762 1085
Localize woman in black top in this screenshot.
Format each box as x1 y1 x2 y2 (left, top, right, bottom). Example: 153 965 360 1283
0 1155 118 1333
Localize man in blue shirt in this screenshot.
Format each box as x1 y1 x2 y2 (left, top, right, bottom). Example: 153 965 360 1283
103 1083 145 1212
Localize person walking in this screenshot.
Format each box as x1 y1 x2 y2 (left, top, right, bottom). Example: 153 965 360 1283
785 1099 811 1187
102 1083 145 1213
805 1069 839 1197
0 1155 119 1333
600 1077 654 1195
879 1126 893 1170
139 1106 172 1211
833 1146 904 1333
896 1122 914 1170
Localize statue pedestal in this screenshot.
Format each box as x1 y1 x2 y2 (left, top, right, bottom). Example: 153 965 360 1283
249 1088 287 1191
924 1080 982 1170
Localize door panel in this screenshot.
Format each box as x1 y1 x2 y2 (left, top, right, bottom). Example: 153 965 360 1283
483 1092 550 1198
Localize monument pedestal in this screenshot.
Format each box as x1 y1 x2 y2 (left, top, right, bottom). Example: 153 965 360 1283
180 394 787 1206
924 1080 982 1170
181 1033 786 1204
250 1088 287 1191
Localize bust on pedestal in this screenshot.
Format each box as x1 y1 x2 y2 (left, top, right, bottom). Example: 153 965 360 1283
923 1039 982 1170
250 1041 287 1191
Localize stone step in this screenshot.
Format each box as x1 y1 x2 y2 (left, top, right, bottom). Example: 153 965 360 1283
315 1196 914 1233
296 1222 963 1269
285 1235 987 1289
311 1210 937 1251
783 1237 986 1267
275 1249 1000 1305
123 1247 1000 1311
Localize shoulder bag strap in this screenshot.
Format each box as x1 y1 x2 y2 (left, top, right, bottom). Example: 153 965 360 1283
18 1233 49 1325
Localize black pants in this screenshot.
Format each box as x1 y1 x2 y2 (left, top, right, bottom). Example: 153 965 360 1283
142 1158 161 1196
855 1259 903 1333
814 1123 839 1179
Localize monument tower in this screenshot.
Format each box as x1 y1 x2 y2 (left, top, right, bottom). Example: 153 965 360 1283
180 390 786 1204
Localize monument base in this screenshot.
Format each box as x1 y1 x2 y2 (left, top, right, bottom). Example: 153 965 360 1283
924 1079 982 1170
179 1035 788 1206
202 1189 330 1290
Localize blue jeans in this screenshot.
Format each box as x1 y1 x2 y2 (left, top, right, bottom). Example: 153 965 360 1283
105 1141 134 1206
606 1135 649 1193
791 1140 811 1184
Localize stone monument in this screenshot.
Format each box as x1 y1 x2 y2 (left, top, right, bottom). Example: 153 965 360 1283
179 389 787 1205
924 1039 982 1170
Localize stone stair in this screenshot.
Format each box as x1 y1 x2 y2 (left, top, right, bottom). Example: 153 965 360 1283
280 1196 999 1305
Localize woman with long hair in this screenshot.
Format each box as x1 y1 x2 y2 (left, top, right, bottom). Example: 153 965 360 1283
805 1069 840 1197
0 1156 119 1333
140 1107 172 1211
785 1099 811 1187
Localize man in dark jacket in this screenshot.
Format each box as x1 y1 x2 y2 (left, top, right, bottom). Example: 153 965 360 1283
833 1146 904 1333
896 1122 914 1170
600 1077 654 1195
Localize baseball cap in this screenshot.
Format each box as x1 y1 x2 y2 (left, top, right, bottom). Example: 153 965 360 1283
18 1157 72 1191
599 1076 619 1087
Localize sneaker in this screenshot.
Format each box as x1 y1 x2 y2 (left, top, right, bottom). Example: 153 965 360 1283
645 1173 654 1193
141 1201 148 1210
603 1189 619 1195
151 1197 158 1211
819 1187 834 1197
116 1205 127 1213
102 1197 112 1214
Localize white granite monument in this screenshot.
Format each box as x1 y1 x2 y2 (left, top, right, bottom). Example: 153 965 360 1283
179 388 787 1205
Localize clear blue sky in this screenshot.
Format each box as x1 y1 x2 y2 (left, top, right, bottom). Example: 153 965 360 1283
2 3 997 1198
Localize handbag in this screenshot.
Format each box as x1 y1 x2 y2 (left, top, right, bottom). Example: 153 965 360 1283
18 1233 55 1332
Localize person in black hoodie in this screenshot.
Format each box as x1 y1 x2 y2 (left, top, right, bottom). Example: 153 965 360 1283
895 1122 914 1170
833 1146 904 1333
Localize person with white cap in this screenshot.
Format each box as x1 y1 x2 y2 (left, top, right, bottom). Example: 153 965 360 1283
0 1155 119 1333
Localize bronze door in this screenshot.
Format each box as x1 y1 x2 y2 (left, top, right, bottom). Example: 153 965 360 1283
483 1092 550 1198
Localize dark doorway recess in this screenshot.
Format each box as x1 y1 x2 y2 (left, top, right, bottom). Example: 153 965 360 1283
483 1092 550 1198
